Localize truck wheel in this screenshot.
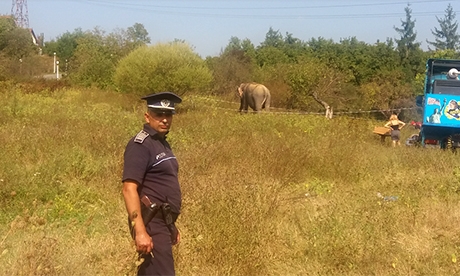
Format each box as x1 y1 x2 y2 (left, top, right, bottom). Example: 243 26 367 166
446 134 460 153
440 138 448 150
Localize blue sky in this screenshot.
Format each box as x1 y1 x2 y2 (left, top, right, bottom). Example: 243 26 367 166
1 0 458 57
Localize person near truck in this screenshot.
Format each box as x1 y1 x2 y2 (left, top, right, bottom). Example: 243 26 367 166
385 114 406 147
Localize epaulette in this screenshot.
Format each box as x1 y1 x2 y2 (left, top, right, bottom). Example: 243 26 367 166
134 130 149 144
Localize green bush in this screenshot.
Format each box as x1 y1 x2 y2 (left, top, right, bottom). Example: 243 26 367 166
113 42 212 97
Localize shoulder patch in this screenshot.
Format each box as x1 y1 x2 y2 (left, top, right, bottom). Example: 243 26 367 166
134 130 149 144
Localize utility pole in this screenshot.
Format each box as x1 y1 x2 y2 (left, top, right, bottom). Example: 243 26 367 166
11 0 29 28
53 52 56 73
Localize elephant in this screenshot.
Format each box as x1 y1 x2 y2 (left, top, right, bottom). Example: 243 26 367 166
237 83 271 113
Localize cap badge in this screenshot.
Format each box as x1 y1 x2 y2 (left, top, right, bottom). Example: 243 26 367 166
161 99 171 107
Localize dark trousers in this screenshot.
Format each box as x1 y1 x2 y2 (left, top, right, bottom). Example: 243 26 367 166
138 218 175 276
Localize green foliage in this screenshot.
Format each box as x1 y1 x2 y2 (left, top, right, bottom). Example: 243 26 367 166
0 16 37 60
286 57 323 109
43 28 85 63
0 15 16 52
427 3 460 51
63 23 150 88
0 14 442 114
67 28 117 89
286 55 347 111
283 32 309 59
339 37 377 85
113 42 212 96
126 23 151 45
206 49 255 96
42 24 151 89
260 27 285 48
256 28 307 66
394 4 425 78
0 16 52 81
360 71 414 111
428 49 460 60
105 23 151 60
256 46 289 67
394 4 421 57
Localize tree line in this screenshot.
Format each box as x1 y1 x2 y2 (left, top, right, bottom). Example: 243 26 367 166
0 3 459 116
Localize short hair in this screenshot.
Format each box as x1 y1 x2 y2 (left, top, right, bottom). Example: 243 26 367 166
390 114 398 120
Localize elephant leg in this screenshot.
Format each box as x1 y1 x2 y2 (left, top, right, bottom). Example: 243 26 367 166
247 96 256 112
243 98 249 113
254 101 263 112
264 95 270 111
240 97 249 113
253 94 267 112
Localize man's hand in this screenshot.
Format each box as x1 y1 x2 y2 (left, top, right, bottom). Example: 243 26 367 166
123 181 154 254
135 231 154 254
172 228 180 246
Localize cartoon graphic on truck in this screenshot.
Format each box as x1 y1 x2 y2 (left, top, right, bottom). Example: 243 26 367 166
417 59 460 150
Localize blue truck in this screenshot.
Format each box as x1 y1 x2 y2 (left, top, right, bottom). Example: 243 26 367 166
417 59 460 149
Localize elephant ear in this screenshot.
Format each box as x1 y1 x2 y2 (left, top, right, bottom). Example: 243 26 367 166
237 86 243 97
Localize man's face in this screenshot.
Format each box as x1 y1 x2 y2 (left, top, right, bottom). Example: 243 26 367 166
145 110 173 136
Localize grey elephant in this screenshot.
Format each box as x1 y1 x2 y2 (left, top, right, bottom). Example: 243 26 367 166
237 83 271 113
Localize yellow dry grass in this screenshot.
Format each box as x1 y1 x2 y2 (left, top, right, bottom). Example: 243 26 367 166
1 83 460 275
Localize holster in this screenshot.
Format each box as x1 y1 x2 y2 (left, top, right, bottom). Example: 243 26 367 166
160 203 179 245
128 195 159 239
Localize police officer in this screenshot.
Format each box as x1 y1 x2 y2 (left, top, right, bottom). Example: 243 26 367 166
122 92 182 275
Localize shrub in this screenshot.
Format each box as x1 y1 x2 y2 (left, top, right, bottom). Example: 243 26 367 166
113 42 212 97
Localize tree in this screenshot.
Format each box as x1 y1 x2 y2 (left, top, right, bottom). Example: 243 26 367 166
260 27 284 48
210 37 257 95
68 28 116 88
394 4 424 78
43 28 85 63
222 36 245 55
0 15 41 80
45 24 151 88
0 15 16 52
114 42 212 96
256 28 289 67
0 15 36 59
394 4 421 59
286 56 346 114
105 24 150 60
283 32 308 60
126 23 150 45
1 27 36 59
359 71 414 115
256 46 289 67
427 3 460 51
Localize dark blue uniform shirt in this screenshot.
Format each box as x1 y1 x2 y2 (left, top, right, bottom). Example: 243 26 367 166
122 123 181 214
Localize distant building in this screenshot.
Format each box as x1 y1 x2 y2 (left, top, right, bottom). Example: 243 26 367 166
29 28 41 46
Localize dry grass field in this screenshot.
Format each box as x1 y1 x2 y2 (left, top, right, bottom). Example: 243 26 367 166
1 82 460 275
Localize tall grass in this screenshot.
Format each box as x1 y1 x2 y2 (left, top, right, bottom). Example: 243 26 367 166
1 83 460 275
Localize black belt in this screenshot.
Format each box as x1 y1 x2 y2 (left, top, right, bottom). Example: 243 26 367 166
153 210 179 223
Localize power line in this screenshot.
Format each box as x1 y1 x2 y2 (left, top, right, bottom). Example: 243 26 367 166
79 0 453 10
73 1 458 18
68 0 457 19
